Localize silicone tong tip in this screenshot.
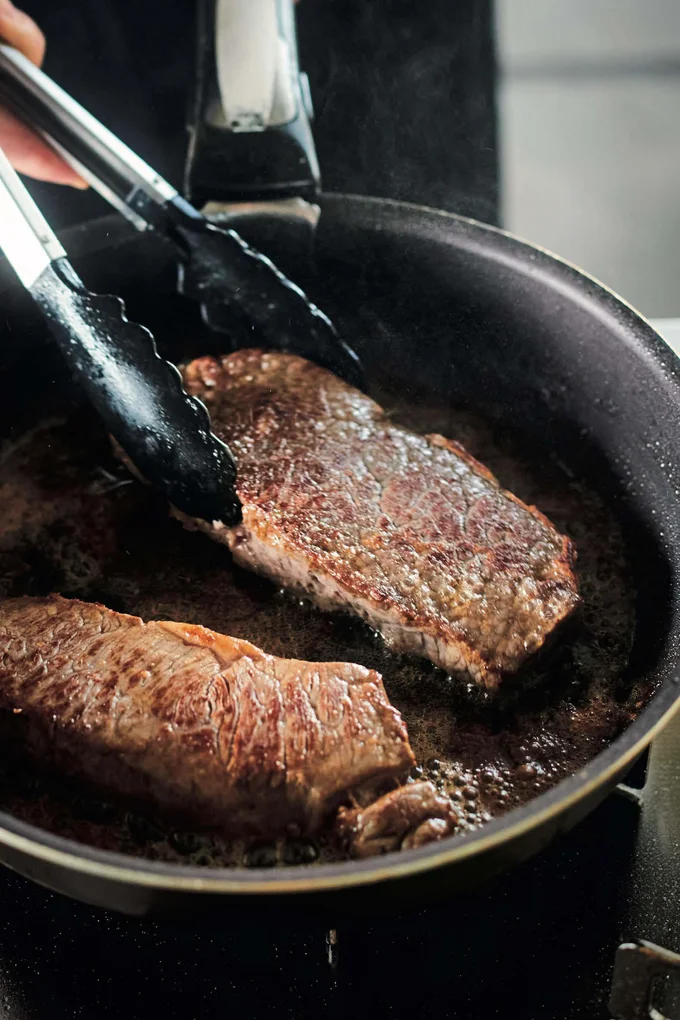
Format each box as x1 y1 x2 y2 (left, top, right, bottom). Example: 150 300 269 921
0 145 241 525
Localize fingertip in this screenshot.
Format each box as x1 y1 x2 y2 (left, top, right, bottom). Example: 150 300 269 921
0 109 88 187
0 3 46 66
66 174 89 190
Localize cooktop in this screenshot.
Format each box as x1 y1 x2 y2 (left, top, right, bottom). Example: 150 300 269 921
0 791 648 1020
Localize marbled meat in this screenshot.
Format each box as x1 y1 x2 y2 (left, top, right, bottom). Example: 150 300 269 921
0 596 415 838
180 350 580 689
335 781 460 858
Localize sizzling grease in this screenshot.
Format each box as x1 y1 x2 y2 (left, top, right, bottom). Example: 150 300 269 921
0 387 645 867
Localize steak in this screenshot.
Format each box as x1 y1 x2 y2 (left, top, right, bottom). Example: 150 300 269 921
0 596 414 838
335 781 460 857
181 350 580 688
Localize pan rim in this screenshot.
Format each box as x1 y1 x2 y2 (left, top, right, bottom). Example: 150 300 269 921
0 690 677 894
0 195 679 895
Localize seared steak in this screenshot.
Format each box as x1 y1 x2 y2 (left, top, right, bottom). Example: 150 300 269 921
335 781 460 857
181 350 579 688
0 596 414 838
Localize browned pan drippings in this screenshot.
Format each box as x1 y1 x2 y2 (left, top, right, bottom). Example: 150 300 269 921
0 380 648 868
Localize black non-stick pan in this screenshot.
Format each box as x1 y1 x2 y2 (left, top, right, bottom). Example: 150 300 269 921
0 0 678 916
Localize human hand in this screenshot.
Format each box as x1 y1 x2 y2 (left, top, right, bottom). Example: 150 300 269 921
0 0 85 186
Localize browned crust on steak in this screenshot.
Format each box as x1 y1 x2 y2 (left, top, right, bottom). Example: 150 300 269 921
426 433 578 593
335 781 461 858
0 596 415 838
180 350 580 689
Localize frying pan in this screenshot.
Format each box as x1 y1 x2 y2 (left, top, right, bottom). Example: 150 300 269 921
0 0 678 917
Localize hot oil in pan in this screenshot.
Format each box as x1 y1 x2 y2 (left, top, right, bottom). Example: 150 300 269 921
0 386 643 867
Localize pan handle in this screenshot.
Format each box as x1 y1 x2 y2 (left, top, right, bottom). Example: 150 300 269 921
185 0 320 208
609 941 680 1019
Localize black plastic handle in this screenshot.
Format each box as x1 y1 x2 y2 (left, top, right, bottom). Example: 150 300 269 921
185 0 320 208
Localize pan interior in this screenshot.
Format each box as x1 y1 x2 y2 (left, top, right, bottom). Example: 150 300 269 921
0 206 674 874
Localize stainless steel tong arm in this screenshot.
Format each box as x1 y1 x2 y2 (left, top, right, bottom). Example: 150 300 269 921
0 44 178 228
0 142 65 286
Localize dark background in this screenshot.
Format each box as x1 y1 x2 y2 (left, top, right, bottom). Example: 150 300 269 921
18 0 499 229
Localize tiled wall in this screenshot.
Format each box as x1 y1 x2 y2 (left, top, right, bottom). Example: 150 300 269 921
498 0 680 316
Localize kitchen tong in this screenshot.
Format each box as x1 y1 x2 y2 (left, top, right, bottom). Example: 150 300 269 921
0 41 363 524
0 143 241 525
0 45 362 387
